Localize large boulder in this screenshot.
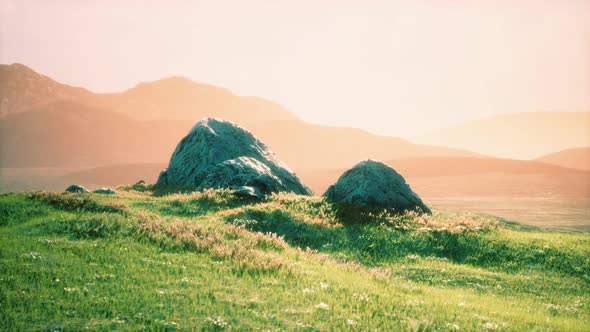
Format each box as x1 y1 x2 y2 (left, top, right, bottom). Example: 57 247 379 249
65 184 89 193
323 160 431 214
157 118 311 197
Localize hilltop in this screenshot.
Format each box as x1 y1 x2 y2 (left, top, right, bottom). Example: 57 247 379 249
1 189 588 330
0 63 295 126
0 63 93 117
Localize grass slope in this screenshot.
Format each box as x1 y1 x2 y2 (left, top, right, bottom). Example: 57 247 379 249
1 189 589 331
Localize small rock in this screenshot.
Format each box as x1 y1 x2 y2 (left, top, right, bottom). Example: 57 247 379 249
93 188 116 195
65 184 89 193
231 186 266 199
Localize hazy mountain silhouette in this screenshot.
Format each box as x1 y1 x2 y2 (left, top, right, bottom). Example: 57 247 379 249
91 77 299 126
0 63 93 117
249 120 475 170
535 147 590 171
0 100 191 167
297 156 590 198
0 63 476 169
416 112 590 159
0 63 296 126
2 63 587 199
4 156 586 197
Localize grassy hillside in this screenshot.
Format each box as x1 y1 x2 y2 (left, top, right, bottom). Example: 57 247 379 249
1 189 588 330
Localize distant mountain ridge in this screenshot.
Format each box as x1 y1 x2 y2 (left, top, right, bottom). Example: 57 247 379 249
0 100 189 167
3 156 587 198
1 63 588 199
0 63 93 117
535 147 590 171
298 156 590 197
416 112 590 159
0 63 297 126
0 63 476 169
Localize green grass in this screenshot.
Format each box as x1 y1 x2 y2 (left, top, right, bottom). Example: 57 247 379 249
1 189 588 331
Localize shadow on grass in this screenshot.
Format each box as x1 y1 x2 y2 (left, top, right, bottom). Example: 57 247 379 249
20 214 126 239
0 194 52 227
497 218 544 232
149 184 199 197
224 206 590 280
134 191 261 217
26 192 127 215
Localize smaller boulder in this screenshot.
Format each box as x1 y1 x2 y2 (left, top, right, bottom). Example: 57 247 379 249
65 184 89 193
131 180 148 191
93 188 116 195
323 160 431 214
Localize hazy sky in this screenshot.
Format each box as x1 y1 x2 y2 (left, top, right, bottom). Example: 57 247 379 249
1 0 589 137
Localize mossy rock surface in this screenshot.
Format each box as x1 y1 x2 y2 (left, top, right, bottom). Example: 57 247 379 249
157 118 311 197
324 160 431 214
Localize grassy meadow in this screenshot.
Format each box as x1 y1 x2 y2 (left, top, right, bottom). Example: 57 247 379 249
1 187 589 331
426 197 590 233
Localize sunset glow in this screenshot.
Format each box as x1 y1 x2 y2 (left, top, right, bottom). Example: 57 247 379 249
1 2 590 330
2 0 589 137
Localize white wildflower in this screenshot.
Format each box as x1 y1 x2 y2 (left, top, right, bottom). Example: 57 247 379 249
484 322 498 330
315 302 329 310
447 323 460 330
353 292 371 302
21 252 41 260
206 316 228 329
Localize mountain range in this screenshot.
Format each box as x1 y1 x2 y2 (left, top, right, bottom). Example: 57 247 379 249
416 112 590 159
0 63 473 170
0 63 589 199
2 156 587 198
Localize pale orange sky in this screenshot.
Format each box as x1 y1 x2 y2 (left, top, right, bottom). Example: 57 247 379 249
1 0 589 137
